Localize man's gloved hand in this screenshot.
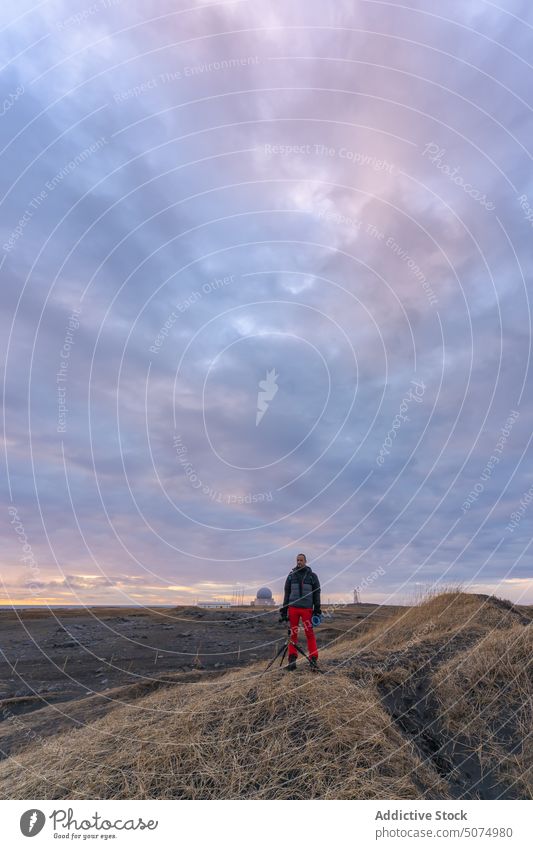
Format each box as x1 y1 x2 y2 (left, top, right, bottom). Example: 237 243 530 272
279 607 288 623
313 607 322 617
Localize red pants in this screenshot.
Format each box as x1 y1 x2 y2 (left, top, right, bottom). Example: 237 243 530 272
288 606 318 659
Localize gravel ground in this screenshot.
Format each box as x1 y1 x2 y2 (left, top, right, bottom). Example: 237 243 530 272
0 603 390 708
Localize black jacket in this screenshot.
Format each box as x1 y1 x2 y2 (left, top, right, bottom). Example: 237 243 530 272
281 565 321 613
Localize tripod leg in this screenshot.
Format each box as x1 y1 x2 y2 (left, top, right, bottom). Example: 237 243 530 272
284 625 295 667
292 641 311 663
261 640 289 676
291 640 324 672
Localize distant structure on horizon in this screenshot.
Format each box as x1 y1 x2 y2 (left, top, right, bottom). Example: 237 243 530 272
196 587 277 608
251 587 276 607
353 588 360 604
197 599 232 609
231 584 246 606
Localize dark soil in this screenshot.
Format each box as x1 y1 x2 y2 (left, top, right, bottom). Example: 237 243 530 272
0 603 389 714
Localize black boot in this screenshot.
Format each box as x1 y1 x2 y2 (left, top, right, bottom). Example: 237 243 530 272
309 657 320 672
286 656 297 671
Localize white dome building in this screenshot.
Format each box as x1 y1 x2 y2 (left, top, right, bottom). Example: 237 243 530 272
252 587 276 606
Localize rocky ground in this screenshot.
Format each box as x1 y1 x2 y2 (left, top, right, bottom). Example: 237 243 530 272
0 603 392 716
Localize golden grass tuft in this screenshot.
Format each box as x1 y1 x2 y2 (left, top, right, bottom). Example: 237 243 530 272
326 590 524 661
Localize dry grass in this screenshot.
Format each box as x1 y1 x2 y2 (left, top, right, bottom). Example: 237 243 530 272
0 591 529 800
326 590 525 661
0 668 447 799
433 624 533 796
373 590 520 646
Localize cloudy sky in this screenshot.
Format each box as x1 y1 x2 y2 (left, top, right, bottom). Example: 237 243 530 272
1 0 532 606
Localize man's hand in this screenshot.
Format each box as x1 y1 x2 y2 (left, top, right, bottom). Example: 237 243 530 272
279 607 288 623
313 607 322 617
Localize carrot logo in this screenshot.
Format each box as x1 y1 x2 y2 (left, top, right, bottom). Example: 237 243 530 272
20 809 46 836
256 369 279 425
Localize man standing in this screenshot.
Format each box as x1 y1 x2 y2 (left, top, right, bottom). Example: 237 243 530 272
280 553 321 671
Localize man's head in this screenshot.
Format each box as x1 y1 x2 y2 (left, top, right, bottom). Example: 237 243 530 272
296 553 307 569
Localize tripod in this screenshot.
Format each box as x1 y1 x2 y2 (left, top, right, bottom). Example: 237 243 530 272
261 625 324 675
